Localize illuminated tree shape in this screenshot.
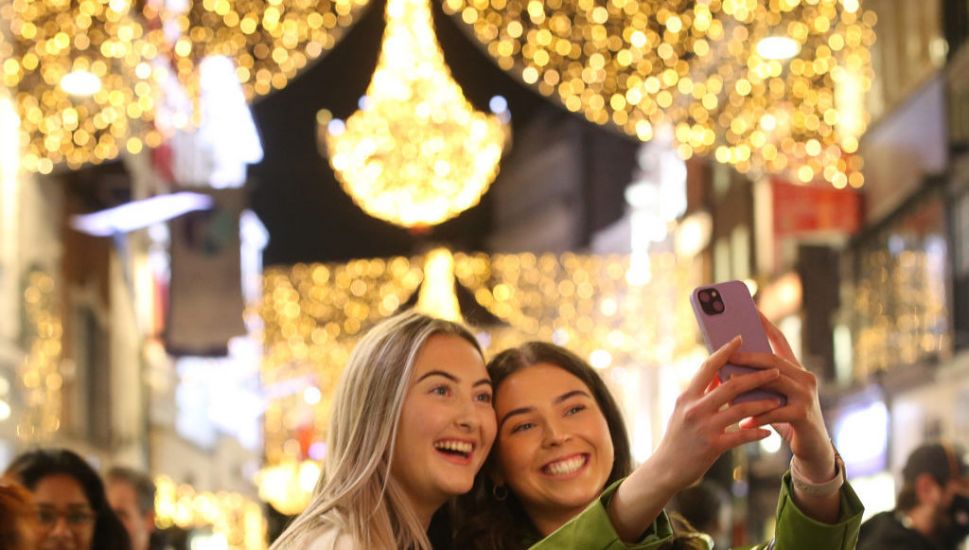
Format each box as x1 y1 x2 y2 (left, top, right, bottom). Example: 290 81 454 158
322 0 508 228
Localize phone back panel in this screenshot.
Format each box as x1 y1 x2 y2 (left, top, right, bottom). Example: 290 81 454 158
690 280 785 403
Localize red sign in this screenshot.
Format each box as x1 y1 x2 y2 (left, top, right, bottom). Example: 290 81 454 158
772 178 863 236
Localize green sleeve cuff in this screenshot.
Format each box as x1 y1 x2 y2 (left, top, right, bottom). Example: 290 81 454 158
527 478 674 550
771 471 865 550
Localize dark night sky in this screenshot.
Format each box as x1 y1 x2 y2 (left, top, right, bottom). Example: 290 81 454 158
249 0 638 266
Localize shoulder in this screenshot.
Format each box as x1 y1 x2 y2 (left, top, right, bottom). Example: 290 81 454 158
305 526 360 550
859 511 934 550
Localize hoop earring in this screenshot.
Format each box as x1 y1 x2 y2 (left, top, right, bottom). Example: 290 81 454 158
492 484 508 501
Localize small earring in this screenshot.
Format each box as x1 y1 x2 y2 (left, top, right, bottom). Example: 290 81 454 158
492 484 508 501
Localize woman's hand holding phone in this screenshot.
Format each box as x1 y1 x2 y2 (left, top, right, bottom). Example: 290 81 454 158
609 336 783 541
649 336 783 492
725 313 842 523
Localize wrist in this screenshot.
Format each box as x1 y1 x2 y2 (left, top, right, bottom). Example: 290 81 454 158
790 445 844 498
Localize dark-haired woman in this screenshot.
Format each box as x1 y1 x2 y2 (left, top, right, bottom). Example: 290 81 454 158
5 448 132 550
454 315 864 548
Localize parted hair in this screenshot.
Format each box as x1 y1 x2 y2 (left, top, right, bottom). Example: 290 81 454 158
269 310 482 550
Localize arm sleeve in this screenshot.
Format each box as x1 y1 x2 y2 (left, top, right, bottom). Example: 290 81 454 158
527 478 675 550
768 471 865 550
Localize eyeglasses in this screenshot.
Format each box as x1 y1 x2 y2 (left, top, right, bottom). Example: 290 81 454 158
36 507 96 528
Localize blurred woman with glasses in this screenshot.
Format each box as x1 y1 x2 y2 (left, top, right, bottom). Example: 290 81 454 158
4 448 131 550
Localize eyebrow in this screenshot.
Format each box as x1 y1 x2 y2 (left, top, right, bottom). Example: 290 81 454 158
498 389 592 431
416 370 492 388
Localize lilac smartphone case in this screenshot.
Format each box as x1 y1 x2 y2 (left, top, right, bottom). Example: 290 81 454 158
690 280 787 405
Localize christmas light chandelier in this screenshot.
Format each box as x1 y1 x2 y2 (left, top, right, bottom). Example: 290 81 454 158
320 0 509 228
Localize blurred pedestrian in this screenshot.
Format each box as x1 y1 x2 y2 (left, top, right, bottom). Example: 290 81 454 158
106 466 158 550
0 476 38 550
859 441 969 550
4 448 132 550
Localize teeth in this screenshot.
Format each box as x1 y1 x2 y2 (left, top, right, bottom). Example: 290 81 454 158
545 456 586 476
434 440 473 454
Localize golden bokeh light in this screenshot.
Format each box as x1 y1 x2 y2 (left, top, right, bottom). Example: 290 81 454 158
444 0 875 187
17 271 63 443
321 0 508 228
0 0 161 173
155 476 267 550
152 0 371 101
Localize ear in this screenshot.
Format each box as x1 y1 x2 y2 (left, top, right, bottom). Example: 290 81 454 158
915 473 943 505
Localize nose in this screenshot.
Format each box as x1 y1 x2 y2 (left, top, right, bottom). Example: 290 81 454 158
541 417 568 447
454 395 479 432
49 516 73 538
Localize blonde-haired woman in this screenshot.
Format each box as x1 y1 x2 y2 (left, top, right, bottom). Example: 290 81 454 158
270 310 497 550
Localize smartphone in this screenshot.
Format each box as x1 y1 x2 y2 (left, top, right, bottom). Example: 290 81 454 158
690 280 787 405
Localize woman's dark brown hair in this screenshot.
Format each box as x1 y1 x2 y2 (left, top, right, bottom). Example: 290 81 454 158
450 341 633 549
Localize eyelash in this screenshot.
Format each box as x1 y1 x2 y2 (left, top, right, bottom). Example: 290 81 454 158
509 404 585 434
566 404 586 416
430 386 493 404
511 422 535 434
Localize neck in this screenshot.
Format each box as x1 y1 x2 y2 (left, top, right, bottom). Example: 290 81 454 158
903 505 937 539
529 505 586 537
401 491 443 531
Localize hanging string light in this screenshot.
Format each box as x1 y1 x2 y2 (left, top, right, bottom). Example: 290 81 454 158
147 0 372 102
681 0 876 187
444 0 875 188
17 270 63 443
320 0 509 228
0 0 161 173
440 0 752 141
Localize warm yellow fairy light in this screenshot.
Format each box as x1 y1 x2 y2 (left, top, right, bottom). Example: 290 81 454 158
416 248 462 322
155 476 267 550
152 0 370 100
17 271 63 443
321 0 508 228
0 0 161 173
444 0 875 188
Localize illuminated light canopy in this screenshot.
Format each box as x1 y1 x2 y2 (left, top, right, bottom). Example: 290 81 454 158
0 0 161 173
320 0 509 228
756 36 801 60
445 0 876 188
151 0 372 101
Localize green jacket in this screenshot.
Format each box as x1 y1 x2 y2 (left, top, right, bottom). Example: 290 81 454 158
528 472 864 549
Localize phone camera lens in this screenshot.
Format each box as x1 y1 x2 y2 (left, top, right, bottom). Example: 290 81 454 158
712 301 724 313
699 291 711 303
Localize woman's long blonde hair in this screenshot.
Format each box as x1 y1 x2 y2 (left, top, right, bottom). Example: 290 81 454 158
270 310 482 549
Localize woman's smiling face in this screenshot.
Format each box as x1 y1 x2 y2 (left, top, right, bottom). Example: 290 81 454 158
493 362 614 533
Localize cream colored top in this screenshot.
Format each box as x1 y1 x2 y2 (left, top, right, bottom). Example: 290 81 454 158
304 526 359 550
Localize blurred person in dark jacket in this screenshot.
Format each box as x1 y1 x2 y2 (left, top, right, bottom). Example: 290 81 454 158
859 441 969 550
669 479 733 549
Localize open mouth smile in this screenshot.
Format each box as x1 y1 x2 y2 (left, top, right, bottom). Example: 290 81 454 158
434 439 476 465
541 453 589 478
